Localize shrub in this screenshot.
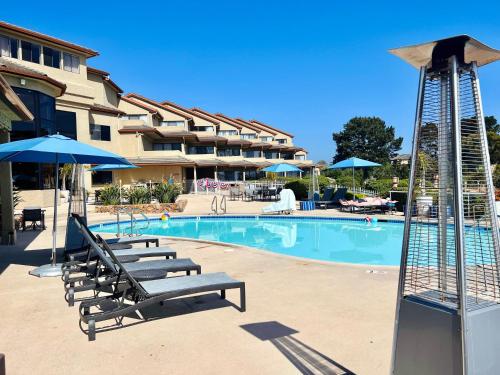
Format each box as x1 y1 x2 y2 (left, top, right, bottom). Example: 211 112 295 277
284 180 308 200
126 186 150 204
99 184 121 205
13 185 22 209
493 166 500 189
153 183 182 203
345 192 366 201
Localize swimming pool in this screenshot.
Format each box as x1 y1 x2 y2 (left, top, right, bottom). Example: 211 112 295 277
90 216 406 266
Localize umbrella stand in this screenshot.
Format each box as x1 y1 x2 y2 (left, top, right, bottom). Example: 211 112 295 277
29 154 63 277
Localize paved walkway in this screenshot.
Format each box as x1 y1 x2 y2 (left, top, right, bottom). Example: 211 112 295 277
0 195 401 374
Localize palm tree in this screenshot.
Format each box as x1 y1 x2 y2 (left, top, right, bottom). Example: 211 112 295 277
59 164 73 191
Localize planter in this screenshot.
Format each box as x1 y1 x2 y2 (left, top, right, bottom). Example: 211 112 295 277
95 201 186 214
416 195 433 216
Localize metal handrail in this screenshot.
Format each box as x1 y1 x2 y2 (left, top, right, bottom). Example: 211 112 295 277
220 195 227 214
211 195 218 215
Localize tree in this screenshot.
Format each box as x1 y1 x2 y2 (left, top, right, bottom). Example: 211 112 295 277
332 117 403 164
485 116 500 165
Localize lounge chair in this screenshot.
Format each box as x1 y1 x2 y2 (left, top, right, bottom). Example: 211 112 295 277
77 226 245 341
314 187 335 209
331 188 348 206
63 214 177 282
22 208 46 231
66 220 201 307
262 189 296 214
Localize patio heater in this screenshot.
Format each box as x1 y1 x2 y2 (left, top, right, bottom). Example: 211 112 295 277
64 165 87 253
390 36 500 375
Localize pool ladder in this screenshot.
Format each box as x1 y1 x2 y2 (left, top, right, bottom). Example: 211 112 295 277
115 209 151 237
211 195 227 215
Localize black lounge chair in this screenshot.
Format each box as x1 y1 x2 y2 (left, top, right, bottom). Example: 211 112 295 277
77 227 245 341
22 208 46 231
66 221 201 307
314 187 335 209
63 214 176 280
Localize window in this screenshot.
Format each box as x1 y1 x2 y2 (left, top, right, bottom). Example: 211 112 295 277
264 151 279 159
260 136 273 142
243 150 261 158
276 139 288 144
217 147 241 157
189 125 213 132
0 34 18 58
92 171 112 186
240 133 257 140
160 120 184 127
43 46 60 68
56 110 77 139
186 146 214 155
122 114 147 121
295 154 306 161
21 41 40 63
282 152 294 160
152 143 182 151
11 87 57 190
90 124 111 141
63 52 79 73
217 130 238 137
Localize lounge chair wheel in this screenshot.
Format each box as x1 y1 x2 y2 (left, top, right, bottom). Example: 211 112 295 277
68 289 75 307
88 319 96 341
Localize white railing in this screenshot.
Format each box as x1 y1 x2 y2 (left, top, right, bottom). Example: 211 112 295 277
331 185 379 197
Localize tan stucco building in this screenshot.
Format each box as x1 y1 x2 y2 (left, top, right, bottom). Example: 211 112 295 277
0 21 313 204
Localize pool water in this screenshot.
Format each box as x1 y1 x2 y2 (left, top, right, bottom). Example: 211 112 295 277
91 216 405 266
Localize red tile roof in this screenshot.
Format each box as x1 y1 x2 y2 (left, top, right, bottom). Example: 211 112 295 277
160 99 219 125
0 21 98 57
214 113 261 133
0 60 66 95
124 93 192 120
250 119 293 137
236 118 277 135
87 66 123 93
89 104 125 116
120 96 163 119
191 107 240 129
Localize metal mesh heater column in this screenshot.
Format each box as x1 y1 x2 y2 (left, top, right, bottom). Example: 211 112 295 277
64 164 88 253
390 36 500 375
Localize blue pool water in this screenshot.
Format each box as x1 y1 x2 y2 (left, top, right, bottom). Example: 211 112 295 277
91 216 405 265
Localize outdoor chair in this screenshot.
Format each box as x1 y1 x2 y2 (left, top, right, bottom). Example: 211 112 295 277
63 214 176 282
244 185 257 201
314 188 335 209
229 185 244 200
77 227 245 341
331 188 348 205
262 189 296 214
66 220 201 307
21 208 46 231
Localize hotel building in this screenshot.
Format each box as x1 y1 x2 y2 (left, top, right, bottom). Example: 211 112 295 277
0 21 313 205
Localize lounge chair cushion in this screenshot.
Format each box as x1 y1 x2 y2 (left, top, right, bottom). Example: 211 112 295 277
140 272 241 296
105 236 158 245
123 258 199 273
113 246 176 258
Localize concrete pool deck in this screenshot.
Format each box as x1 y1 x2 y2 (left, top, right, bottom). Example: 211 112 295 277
0 196 400 374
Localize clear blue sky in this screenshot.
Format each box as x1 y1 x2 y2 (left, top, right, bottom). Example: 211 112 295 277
4 1 500 161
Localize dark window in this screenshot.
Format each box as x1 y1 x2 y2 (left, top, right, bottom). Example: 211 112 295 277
21 41 40 63
243 150 261 158
186 145 214 155
43 46 60 68
152 143 182 151
11 88 56 190
277 139 287 144
217 147 240 157
56 110 77 139
282 152 294 160
90 124 111 141
264 151 279 159
63 52 79 73
0 35 18 58
92 171 112 186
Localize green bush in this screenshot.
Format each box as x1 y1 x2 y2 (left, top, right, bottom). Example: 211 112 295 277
493 166 500 188
284 180 308 200
153 183 181 203
364 178 409 197
345 192 366 201
126 186 150 204
99 184 121 205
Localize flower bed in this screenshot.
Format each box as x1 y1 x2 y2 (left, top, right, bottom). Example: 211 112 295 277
95 200 187 214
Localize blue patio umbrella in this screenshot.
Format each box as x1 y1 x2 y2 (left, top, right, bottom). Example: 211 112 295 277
88 164 138 171
327 157 381 190
0 134 132 277
261 163 303 173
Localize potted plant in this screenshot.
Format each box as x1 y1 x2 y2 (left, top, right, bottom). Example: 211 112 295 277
59 164 73 202
415 151 433 215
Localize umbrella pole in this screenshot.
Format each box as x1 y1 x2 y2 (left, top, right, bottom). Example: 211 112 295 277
51 156 59 266
352 167 355 193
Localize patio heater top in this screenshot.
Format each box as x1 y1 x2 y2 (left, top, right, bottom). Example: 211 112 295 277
389 35 500 70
